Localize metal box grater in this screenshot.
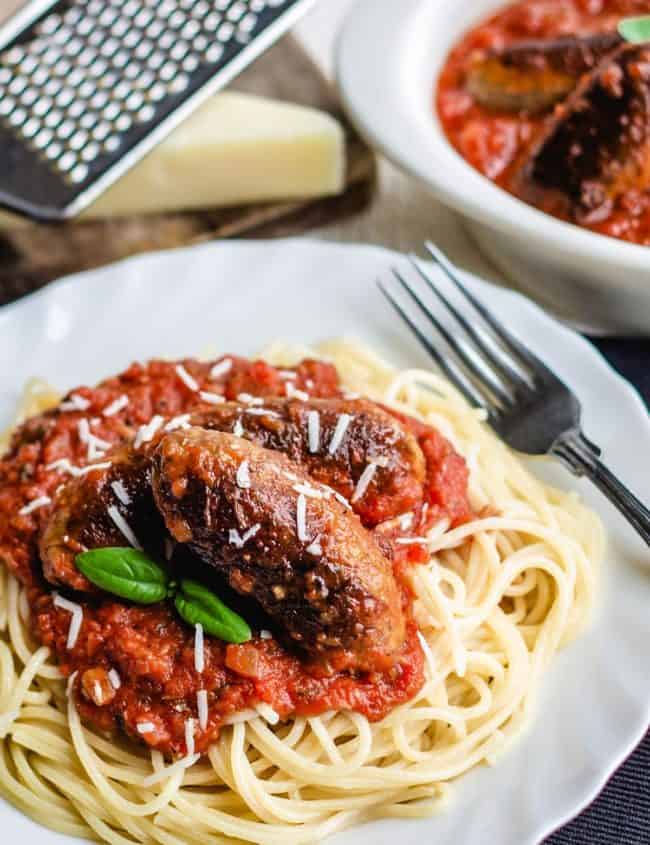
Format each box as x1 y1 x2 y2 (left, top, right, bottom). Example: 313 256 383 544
0 0 316 220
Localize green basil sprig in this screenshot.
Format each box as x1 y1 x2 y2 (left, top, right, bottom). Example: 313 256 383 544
75 547 251 644
76 548 168 604
175 579 251 644
618 15 650 44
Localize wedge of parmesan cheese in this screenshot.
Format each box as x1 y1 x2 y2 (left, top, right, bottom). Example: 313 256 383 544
0 92 346 226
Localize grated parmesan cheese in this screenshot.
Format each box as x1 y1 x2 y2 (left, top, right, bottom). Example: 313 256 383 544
292 482 323 500
60 394 91 412
228 524 260 548
107 505 142 550
233 419 244 437
136 722 156 734
237 393 263 406
19 495 52 516
184 718 195 756
285 382 309 401
352 462 377 503
306 536 322 556
134 415 164 448
236 460 251 489
102 395 129 417
259 629 272 640
210 358 232 379
197 690 208 731
53 593 83 649
296 493 308 542
395 537 429 546
175 364 199 392
307 410 320 454
108 669 121 689
328 414 353 455
194 623 204 673
47 458 112 478
78 418 111 460
111 480 131 506
199 391 225 405
164 414 191 432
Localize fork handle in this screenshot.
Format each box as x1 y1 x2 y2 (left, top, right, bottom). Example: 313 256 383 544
552 430 650 546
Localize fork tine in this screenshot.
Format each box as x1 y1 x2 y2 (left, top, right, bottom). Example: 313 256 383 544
424 241 549 379
391 267 513 408
408 252 532 392
377 281 492 411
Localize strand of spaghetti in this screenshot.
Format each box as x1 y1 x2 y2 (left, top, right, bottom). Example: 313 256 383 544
67 692 184 817
6 576 62 680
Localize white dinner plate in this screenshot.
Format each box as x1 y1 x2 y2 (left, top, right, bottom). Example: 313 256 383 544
1 239 649 845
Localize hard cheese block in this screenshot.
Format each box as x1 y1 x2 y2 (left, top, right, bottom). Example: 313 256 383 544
83 91 346 220
0 92 346 226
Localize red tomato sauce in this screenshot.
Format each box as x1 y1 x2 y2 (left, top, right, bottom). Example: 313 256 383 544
0 356 472 756
437 0 650 245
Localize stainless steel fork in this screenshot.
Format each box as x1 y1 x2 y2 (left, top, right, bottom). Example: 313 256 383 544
379 242 650 546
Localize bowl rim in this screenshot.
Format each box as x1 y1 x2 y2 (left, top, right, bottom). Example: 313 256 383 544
335 0 650 278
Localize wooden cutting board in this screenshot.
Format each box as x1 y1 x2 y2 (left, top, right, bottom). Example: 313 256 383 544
0 34 376 306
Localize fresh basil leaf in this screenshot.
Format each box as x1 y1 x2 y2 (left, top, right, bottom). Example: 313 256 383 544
175 579 251 644
618 15 650 43
76 547 169 604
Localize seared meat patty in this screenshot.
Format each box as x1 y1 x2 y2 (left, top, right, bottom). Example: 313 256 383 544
152 428 406 673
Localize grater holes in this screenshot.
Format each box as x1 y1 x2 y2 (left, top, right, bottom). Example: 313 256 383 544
205 43 224 63
81 142 101 163
34 128 54 150
227 2 247 22
70 163 89 184
0 0 296 187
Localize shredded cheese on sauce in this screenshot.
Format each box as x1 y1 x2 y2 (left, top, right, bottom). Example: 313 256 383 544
292 483 323 500
19 495 52 516
285 382 309 402
395 537 430 546
210 358 232 379
102 395 129 417
184 718 195 756
60 394 91 412
107 505 143 550
233 419 244 438
108 669 121 689
236 460 251 489
197 690 208 731
164 414 192 432
53 593 83 649
48 458 112 478
199 391 225 405
306 536 323 556
307 410 320 453
328 414 352 455
134 415 164 448
228 524 260 548
296 493 308 542
110 480 131 506
352 462 377 503
136 722 156 734
194 623 204 673
175 364 200 392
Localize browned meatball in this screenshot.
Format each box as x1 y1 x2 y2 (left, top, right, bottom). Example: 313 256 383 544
467 32 621 114
39 443 165 592
515 43 650 224
190 397 426 527
152 428 406 673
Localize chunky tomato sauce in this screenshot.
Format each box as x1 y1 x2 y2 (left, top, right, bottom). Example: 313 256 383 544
437 0 650 245
0 356 471 756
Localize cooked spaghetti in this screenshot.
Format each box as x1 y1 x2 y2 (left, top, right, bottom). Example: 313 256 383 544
0 339 602 845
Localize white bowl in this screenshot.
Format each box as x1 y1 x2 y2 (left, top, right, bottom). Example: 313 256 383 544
336 0 650 335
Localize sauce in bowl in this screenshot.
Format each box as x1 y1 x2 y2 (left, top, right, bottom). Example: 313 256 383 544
437 0 650 245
